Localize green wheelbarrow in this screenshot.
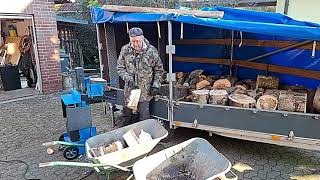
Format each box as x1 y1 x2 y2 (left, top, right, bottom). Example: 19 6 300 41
39 119 168 180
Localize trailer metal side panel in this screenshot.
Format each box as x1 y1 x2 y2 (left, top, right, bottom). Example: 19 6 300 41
173 102 320 139
150 98 168 120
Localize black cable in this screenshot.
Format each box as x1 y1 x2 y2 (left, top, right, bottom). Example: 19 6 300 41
79 170 95 180
0 159 39 180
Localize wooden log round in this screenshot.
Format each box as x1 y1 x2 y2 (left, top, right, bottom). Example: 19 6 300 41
212 79 232 89
209 89 228 105
256 95 278 110
192 90 209 104
256 75 279 89
228 94 256 108
278 90 307 113
313 88 320 113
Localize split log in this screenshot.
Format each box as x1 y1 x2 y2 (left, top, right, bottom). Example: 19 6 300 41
209 89 228 105
189 78 198 89
159 84 189 100
226 86 247 95
307 89 316 113
256 95 278 110
278 90 307 113
176 72 186 85
204 85 214 90
247 88 265 100
196 80 210 90
264 89 281 99
244 79 257 90
212 79 232 89
235 81 251 90
185 95 194 102
207 75 219 85
228 94 256 108
313 88 320 113
197 75 207 82
189 69 203 79
220 76 237 86
183 69 203 87
127 89 141 110
192 90 209 104
176 77 186 86
256 75 279 89
176 72 185 79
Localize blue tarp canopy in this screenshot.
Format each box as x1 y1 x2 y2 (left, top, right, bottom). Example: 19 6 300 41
91 6 320 89
91 6 320 40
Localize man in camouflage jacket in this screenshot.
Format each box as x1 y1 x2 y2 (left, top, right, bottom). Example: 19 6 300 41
117 27 164 126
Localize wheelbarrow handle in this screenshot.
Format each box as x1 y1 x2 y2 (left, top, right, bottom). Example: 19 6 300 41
39 161 131 172
42 141 85 147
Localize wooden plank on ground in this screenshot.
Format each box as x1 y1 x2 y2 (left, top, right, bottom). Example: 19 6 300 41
102 5 224 19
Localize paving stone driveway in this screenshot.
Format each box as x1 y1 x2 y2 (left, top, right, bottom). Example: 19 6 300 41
0 95 319 180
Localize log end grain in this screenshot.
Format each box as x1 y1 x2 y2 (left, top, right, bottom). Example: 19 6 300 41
257 95 278 110
228 94 256 108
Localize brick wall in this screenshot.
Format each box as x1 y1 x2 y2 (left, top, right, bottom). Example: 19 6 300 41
0 0 62 94
25 0 62 94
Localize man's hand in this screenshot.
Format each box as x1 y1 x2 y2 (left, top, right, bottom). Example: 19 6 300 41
127 79 135 89
150 87 160 96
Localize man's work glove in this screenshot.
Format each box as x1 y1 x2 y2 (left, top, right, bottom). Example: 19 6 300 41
150 87 160 96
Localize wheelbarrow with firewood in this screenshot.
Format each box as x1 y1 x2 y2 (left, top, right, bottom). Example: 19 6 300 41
39 119 168 180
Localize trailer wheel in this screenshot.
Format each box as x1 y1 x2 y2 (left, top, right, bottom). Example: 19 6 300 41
63 146 79 160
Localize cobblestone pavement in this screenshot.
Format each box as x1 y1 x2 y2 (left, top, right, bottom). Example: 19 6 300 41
0 94 320 180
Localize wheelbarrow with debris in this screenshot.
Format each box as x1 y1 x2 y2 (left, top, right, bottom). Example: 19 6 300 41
39 119 168 179
133 137 238 180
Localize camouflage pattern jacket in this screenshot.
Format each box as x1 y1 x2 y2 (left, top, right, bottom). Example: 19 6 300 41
117 39 164 102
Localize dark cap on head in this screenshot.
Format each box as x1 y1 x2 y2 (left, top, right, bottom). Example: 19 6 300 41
129 27 143 37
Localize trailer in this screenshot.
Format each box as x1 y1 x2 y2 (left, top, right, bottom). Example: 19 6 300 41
91 5 320 151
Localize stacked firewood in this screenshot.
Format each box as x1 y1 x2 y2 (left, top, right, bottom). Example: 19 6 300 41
159 69 315 113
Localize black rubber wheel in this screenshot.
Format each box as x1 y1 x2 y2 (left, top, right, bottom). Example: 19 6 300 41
63 146 79 160
58 134 64 141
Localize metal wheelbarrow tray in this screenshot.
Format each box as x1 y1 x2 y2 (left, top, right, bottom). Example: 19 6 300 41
40 119 168 176
85 119 168 171
133 138 237 180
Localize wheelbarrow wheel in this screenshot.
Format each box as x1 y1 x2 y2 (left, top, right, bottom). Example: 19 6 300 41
58 134 66 151
58 134 64 141
63 146 79 160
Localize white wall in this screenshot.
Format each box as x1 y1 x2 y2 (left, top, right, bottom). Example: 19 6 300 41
0 0 34 13
277 0 320 24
